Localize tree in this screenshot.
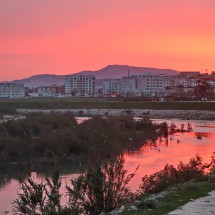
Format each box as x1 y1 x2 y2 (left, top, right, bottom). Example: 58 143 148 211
187 122 193 132
13 157 138 215
13 171 63 215
66 156 138 215
194 80 214 100
180 123 185 132
169 123 177 134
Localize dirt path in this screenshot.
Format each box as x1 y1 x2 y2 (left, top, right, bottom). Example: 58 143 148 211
167 190 215 215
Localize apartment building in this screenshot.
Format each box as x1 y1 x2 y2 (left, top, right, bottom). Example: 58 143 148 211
65 75 95 97
174 77 198 88
105 73 175 97
136 73 175 97
102 72 206 98
0 83 25 98
102 80 117 96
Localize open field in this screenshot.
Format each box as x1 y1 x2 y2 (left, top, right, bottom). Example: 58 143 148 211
1 98 215 112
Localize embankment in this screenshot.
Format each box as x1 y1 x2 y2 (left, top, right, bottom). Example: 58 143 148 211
17 109 215 120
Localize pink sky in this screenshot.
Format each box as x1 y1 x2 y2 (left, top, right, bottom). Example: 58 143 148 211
1 0 215 81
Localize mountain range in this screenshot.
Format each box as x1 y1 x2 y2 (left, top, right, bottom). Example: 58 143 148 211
12 65 195 88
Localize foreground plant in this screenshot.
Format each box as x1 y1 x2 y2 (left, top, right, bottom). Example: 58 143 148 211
67 156 138 215
14 152 215 215
13 157 138 215
13 171 63 215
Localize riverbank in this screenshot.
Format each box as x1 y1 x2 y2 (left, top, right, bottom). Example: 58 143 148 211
168 189 215 215
17 109 215 120
121 180 215 215
2 99 215 113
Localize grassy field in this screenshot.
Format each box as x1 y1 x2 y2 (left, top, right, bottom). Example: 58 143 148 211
0 97 215 112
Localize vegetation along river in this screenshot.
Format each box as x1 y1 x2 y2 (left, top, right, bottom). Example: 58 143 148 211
0 118 215 214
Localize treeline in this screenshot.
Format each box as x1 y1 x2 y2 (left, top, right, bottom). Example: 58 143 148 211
0 113 168 169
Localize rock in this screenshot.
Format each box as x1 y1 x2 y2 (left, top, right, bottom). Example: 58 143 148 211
134 200 141 206
129 205 137 210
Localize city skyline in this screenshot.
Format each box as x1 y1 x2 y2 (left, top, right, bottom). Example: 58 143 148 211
1 0 215 81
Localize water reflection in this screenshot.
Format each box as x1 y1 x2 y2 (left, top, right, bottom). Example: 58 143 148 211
1 118 215 214
195 132 212 138
124 119 215 191
0 175 12 191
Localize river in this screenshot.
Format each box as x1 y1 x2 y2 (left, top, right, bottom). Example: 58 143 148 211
1 118 215 214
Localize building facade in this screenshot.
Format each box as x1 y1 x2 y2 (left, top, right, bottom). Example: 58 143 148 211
135 73 175 97
36 85 57 97
65 75 95 96
101 72 208 98
103 73 176 97
102 80 117 96
0 83 25 98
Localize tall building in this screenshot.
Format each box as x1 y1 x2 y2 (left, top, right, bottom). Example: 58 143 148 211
102 80 117 96
0 83 25 98
114 73 175 97
137 73 175 97
65 75 95 97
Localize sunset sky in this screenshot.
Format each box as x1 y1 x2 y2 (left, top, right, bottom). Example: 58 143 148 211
1 0 215 81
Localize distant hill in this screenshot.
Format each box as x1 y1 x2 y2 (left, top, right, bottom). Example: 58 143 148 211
74 65 180 78
11 65 194 88
12 74 66 88
93 65 180 79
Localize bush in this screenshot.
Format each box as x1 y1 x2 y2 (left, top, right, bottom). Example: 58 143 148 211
141 155 207 194
13 157 137 215
66 156 137 215
13 171 62 215
1 114 166 166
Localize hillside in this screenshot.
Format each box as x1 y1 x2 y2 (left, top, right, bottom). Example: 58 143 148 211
11 65 190 88
12 74 66 88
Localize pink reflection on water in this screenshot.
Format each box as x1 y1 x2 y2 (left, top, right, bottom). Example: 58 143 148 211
123 119 215 191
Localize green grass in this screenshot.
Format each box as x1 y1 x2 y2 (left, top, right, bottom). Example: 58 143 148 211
0 97 215 111
123 181 215 215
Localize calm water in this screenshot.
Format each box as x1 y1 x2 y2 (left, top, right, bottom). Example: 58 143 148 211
1 118 215 214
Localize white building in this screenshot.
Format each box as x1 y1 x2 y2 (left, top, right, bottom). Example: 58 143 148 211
0 83 25 98
173 77 198 88
102 80 117 96
36 85 57 97
65 75 95 97
137 73 175 97
119 76 139 96
115 73 176 97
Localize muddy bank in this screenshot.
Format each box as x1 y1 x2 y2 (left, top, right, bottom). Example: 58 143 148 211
17 109 215 120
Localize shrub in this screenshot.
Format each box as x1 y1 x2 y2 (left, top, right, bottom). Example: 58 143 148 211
66 156 137 215
169 122 177 134
208 152 215 174
13 171 62 215
13 157 138 215
141 155 206 194
182 182 200 191
1 113 165 165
